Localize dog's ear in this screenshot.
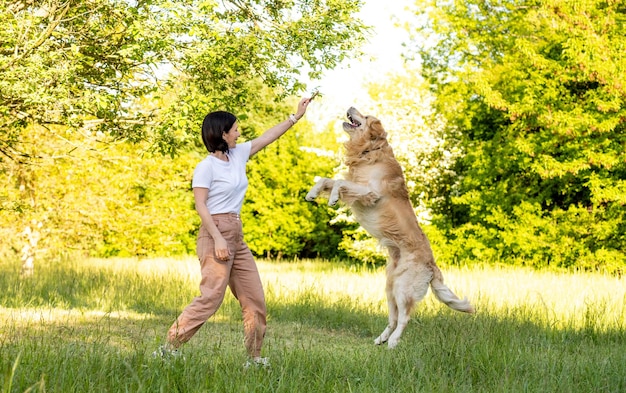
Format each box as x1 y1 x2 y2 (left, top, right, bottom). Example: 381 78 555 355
369 118 387 140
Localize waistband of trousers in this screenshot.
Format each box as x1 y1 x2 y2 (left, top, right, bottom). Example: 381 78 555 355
211 212 240 219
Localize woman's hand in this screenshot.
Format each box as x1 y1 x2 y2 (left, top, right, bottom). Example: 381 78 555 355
250 94 317 156
295 97 312 120
213 234 230 261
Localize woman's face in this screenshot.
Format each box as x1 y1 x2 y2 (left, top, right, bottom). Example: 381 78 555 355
223 121 240 149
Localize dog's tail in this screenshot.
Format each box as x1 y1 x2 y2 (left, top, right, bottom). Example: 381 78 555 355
430 267 475 313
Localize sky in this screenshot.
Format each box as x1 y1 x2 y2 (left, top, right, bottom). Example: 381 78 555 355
306 0 412 126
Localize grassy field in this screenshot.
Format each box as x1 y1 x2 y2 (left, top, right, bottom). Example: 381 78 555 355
1 257 624 392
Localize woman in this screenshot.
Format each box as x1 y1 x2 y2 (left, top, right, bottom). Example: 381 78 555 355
155 97 312 367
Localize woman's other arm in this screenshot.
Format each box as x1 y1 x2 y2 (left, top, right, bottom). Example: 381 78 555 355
249 97 311 156
193 187 230 260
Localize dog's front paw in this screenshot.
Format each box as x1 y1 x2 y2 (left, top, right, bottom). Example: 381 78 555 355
374 336 384 345
328 186 340 205
305 191 317 202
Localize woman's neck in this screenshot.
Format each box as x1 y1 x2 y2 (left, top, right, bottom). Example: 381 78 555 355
212 151 229 162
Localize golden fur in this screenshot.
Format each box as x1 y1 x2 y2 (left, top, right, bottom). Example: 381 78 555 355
306 107 474 348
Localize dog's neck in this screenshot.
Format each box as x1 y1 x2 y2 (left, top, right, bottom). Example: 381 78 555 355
360 146 384 156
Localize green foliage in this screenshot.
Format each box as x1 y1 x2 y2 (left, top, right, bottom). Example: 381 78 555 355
245 143 339 258
0 0 368 261
412 0 626 273
0 94 350 259
0 125 200 259
0 0 181 160
244 115 349 259
0 0 367 163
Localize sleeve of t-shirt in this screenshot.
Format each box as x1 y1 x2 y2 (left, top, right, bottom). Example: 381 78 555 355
234 141 252 162
192 158 213 189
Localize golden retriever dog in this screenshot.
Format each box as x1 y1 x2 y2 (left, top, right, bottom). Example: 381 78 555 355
306 107 474 348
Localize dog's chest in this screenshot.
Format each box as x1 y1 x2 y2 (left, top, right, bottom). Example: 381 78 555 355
348 163 387 188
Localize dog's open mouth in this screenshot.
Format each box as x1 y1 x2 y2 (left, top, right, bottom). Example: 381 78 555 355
346 112 361 128
343 107 364 132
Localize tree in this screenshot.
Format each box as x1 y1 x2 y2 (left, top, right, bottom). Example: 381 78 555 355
0 86 350 262
411 0 626 273
245 124 348 259
1 0 367 266
0 124 201 261
0 0 367 163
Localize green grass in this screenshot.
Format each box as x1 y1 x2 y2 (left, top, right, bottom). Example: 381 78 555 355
1 257 625 392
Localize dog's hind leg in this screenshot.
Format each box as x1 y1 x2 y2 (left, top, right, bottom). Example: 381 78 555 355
374 291 397 345
386 266 431 348
386 294 415 349
375 249 401 346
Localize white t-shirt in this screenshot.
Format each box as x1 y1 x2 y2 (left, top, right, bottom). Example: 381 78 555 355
192 141 252 214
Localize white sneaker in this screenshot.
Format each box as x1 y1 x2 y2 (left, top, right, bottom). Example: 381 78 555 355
152 344 183 360
243 357 270 369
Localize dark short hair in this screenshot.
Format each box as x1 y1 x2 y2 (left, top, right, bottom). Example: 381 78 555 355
201 111 237 153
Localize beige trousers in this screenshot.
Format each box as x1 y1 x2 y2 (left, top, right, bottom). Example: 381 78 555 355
167 213 267 357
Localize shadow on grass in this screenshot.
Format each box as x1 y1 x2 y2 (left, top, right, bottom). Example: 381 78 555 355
2 259 625 346
0 259 381 338
0 259 195 315
1 258 625 392
2 259 624 346
3 295 625 393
